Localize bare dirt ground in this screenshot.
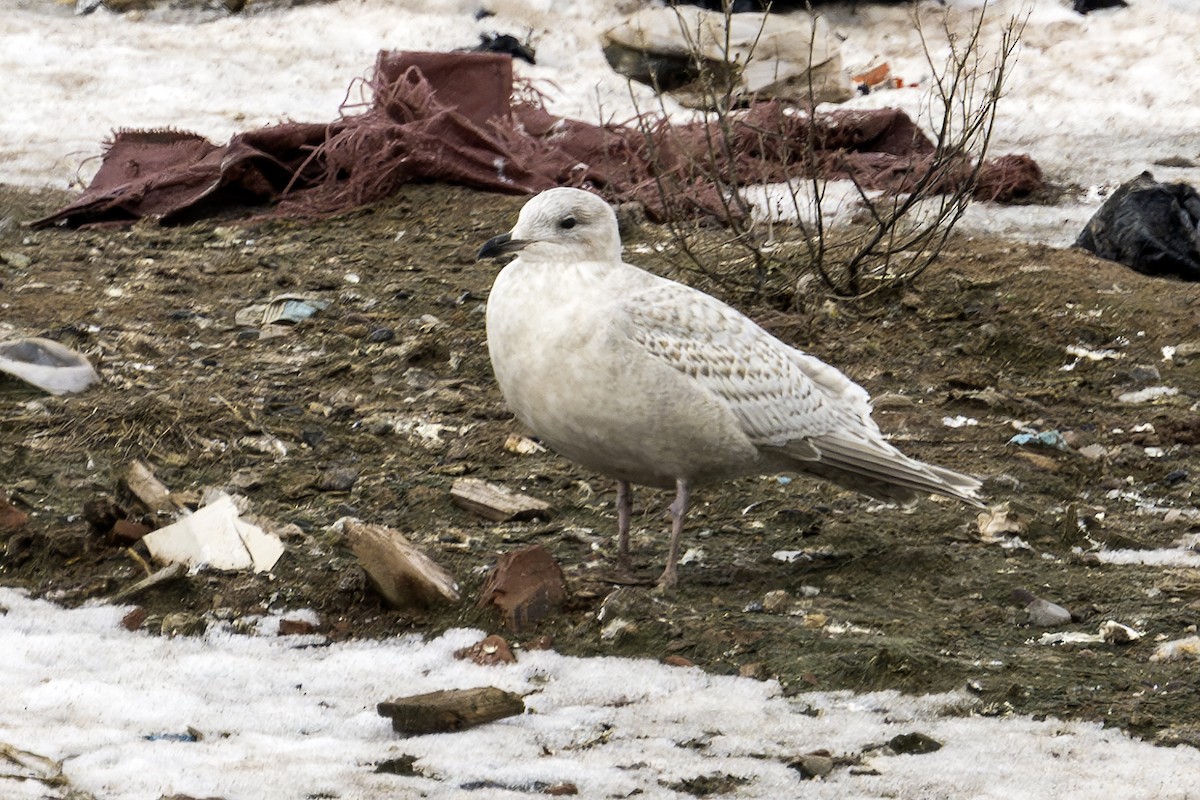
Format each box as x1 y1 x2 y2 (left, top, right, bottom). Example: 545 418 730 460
2 181 1199 753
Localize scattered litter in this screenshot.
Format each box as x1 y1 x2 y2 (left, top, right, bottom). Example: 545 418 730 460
1117 385 1178 404
852 61 913 94
977 503 1028 541
474 31 536 64
503 433 546 455
1034 631 1103 646
1092 546 1200 568
0 337 99 395
1065 344 1122 362
1076 171 1200 281
338 518 460 608
1150 635 1200 662
1099 620 1142 644
262 294 331 326
1008 430 1069 450
239 434 289 459
377 687 525 735
142 493 284 573
451 478 552 523
943 415 978 428
678 548 704 566
1077 443 1108 461
143 730 200 743
602 7 851 109
773 550 810 563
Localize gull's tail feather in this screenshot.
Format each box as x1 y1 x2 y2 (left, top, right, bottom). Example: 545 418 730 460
778 434 986 508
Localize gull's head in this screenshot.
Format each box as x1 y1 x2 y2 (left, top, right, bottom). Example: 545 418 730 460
477 188 621 264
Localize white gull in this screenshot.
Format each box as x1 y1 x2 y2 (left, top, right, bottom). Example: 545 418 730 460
480 187 983 587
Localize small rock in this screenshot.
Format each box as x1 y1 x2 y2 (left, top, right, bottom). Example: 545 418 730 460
762 589 796 614
1013 589 1072 627
317 466 359 492
0 493 30 533
374 755 421 776
278 618 319 636
111 518 152 543
789 751 834 779
455 634 516 666
0 250 32 269
738 662 766 679
888 732 943 755
121 606 148 631
544 782 578 796
476 545 567 632
1128 364 1161 384
366 327 395 343
663 654 695 668
160 612 207 637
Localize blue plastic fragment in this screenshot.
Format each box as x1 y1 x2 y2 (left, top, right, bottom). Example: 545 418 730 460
1007 430 1069 450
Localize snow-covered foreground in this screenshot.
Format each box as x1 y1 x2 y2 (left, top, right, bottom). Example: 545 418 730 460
3 586 1200 800
3 0 1200 245
4 2 1200 797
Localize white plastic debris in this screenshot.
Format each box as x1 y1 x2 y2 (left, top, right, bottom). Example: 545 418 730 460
142 494 284 573
1117 386 1178 404
1149 635 1200 662
0 337 99 395
1035 631 1103 646
1099 621 1142 644
977 503 1027 541
942 415 978 428
1065 344 1122 361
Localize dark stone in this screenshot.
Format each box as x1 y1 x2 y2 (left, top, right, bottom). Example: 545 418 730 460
888 732 943 755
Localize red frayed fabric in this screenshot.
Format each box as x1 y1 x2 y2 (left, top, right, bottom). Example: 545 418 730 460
34 50 1041 229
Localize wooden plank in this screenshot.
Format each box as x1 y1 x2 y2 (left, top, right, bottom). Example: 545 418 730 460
342 519 460 608
122 460 179 516
450 478 552 522
377 687 524 735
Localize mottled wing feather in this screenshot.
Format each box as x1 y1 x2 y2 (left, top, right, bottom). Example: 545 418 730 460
622 281 873 450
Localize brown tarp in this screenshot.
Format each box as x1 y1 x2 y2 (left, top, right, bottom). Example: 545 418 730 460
33 50 1041 229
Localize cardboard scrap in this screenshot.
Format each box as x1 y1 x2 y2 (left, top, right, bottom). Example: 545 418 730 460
142 493 283 573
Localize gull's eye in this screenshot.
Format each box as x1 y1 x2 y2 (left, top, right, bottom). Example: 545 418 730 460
560 216 577 230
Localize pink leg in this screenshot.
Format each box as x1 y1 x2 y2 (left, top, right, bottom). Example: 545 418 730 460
657 479 690 589
616 480 633 568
